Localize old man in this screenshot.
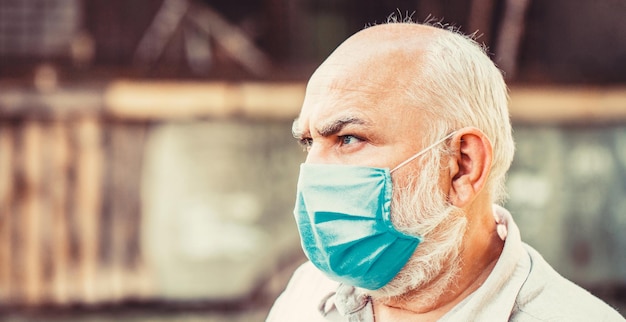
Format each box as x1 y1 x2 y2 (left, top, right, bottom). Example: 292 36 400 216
268 21 624 321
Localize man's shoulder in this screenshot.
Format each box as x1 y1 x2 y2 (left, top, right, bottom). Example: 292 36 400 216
284 261 339 294
511 245 625 322
267 261 340 322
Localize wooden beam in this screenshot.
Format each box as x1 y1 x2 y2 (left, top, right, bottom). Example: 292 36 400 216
134 0 190 67
73 118 103 304
49 122 71 305
187 4 272 76
467 0 496 44
2 81 626 124
107 123 147 301
495 0 532 80
0 125 14 303
0 87 102 120
509 86 626 124
22 121 44 305
103 80 306 120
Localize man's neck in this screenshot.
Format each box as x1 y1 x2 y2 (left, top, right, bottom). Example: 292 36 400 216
372 210 505 321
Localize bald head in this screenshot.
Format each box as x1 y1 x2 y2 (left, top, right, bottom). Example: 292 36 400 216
329 23 442 55
312 23 442 95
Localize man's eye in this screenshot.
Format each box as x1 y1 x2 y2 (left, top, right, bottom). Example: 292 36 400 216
299 138 313 151
340 135 361 145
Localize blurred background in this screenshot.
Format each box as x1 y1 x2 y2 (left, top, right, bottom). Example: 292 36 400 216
0 0 625 321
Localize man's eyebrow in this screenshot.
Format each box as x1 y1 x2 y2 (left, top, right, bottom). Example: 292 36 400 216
316 116 368 137
292 118 306 139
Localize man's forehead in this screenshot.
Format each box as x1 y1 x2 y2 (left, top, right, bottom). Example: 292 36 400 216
297 59 406 129
301 43 427 118
293 24 439 139
294 82 371 135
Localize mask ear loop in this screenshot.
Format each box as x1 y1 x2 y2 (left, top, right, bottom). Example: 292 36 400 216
390 131 458 173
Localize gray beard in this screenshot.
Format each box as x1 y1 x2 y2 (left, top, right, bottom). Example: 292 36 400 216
367 155 467 305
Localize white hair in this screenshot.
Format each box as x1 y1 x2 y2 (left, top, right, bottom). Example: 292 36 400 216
406 24 515 204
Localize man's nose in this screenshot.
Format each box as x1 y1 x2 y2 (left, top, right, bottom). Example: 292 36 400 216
304 144 336 164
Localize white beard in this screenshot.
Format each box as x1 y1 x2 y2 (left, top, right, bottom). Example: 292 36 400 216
367 150 467 306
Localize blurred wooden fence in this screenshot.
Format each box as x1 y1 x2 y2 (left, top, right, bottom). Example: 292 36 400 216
0 112 149 305
0 81 304 307
0 81 625 307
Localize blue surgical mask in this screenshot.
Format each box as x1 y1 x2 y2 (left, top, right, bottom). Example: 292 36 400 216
294 132 456 290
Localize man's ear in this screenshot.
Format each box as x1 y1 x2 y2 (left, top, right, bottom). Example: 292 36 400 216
448 127 493 207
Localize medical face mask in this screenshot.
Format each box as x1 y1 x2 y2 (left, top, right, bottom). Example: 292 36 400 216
294 132 456 290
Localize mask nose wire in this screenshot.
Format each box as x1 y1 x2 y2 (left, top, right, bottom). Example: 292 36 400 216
390 131 458 174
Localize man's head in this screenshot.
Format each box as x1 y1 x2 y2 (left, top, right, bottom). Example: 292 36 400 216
293 22 514 301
